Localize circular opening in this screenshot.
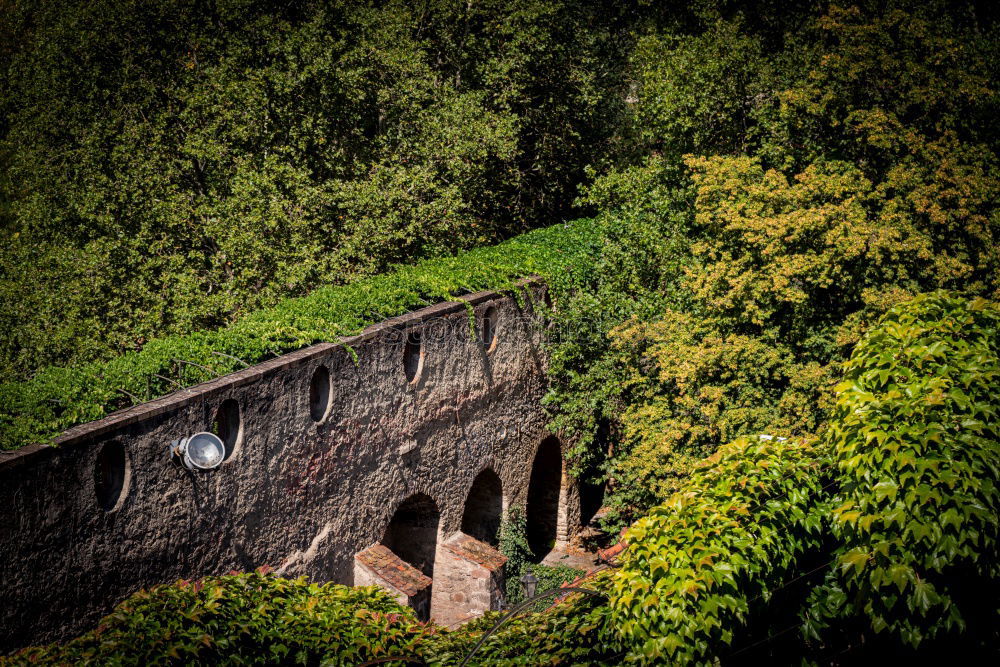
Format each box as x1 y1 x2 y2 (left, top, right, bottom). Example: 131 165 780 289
309 365 332 422
95 440 129 513
213 398 242 461
403 330 423 384
480 306 497 352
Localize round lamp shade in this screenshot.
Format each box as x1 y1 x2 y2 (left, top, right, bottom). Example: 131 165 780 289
180 432 226 470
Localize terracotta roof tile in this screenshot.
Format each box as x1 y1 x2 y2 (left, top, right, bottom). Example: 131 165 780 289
443 533 507 571
356 544 432 596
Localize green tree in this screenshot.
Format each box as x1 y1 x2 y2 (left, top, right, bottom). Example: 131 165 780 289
0 0 631 381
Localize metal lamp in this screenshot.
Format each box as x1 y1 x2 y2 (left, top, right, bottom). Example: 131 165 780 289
519 571 539 599
170 432 226 471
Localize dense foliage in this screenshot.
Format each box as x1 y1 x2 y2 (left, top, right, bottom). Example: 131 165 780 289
497 505 585 605
11 294 999 664
0 219 600 450
806 291 1000 652
3 0 999 663
5 570 430 665
609 435 830 663
0 0 630 381
543 0 1000 527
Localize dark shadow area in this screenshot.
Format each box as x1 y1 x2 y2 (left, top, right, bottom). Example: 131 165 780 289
214 398 241 461
309 365 331 421
461 468 503 546
579 478 605 528
382 493 440 578
480 306 497 350
526 436 562 561
403 330 422 383
94 441 127 512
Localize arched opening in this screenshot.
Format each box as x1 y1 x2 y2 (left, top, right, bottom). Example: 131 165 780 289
214 398 242 461
403 330 423 384
309 365 332 422
525 437 562 561
95 440 129 513
461 469 503 546
383 493 440 579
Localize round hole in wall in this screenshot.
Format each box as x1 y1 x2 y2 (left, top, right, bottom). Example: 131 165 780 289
95 440 129 513
309 364 332 422
480 306 498 352
403 330 423 384
213 398 243 461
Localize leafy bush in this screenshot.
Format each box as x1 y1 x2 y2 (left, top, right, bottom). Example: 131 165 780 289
806 291 1000 650
420 596 615 666
608 436 830 663
497 505 584 605
0 219 601 450
0 0 630 381
5 570 429 665
542 0 1000 527
603 291 1000 662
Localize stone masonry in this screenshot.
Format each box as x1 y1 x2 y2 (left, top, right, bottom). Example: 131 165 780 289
0 284 584 652
430 532 508 628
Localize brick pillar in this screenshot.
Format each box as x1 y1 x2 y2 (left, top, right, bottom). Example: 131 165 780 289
354 544 433 621
430 532 507 628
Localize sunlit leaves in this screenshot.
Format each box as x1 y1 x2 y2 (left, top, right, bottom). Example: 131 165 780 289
608 436 830 663
809 291 1000 647
14 570 431 664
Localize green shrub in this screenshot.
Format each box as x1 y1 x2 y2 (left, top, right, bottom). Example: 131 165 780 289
542 0 1000 529
603 291 1000 662
806 291 1000 649
0 0 630 381
0 220 601 450
5 570 429 666
607 435 830 663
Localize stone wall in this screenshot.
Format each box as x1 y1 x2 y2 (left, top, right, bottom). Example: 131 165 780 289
0 285 583 652
430 532 507 628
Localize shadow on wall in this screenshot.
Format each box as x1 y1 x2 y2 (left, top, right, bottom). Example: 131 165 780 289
526 436 562 561
461 468 503 546
383 493 440 578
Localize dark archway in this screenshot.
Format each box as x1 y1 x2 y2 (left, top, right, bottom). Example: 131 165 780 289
525 437 562 561
461 469 503 546
382 493 440 578
579 478 605 527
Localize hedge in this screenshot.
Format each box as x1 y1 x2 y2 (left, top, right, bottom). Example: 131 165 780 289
0 219 602 450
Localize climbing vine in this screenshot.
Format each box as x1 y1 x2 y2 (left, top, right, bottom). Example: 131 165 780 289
0 220 601 450
805 292 1000 650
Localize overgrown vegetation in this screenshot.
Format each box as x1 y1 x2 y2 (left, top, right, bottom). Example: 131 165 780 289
0 0 630 381
806 292 1000 653
6 570 431 665
543 0 1000 529
15 293 998 664
497 505 584 606
0 219 599 450
3 0 999 662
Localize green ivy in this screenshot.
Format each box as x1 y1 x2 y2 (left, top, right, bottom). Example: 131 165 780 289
0 220 601 450
5 570 430 666
805 291 1000 649
607 436 830 663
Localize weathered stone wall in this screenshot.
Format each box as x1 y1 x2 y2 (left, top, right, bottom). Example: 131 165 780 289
0 286 580 652
431 532 507 628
